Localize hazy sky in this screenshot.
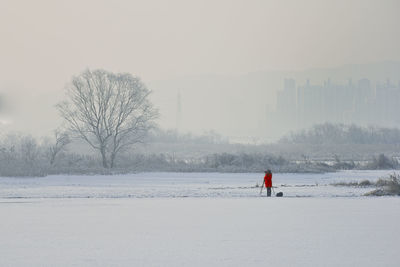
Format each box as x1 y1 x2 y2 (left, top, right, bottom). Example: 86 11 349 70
1 0 399 137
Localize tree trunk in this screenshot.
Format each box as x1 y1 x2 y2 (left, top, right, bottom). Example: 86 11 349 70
50 154 55 165
101 148 109 168
110 152 116 169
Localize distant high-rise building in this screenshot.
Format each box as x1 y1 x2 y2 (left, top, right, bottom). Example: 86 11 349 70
276 79 296 133
272 78 400 134
176 90 182 132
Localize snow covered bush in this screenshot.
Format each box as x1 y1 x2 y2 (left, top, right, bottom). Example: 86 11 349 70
365 173 400 196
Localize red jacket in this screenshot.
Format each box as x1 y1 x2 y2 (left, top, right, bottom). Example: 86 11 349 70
264 173 272 188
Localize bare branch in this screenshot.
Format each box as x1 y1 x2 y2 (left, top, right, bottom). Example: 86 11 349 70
56 69 158 168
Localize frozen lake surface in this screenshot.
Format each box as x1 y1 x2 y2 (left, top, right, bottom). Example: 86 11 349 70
0 170 395 199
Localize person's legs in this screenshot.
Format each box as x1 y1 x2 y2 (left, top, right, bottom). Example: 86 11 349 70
267 187 271 197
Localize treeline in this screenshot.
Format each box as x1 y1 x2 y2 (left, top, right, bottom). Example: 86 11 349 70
145 128 228 144
279 123 400 145
1 128 400 177
0 132 335 176
0 133 61 177
120 152 335 173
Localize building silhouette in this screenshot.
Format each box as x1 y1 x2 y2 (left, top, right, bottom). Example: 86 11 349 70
270 78 400 135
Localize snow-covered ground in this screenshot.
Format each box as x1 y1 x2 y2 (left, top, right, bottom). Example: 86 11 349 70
0 170 395 198
0 171 399 267
0 198 399 267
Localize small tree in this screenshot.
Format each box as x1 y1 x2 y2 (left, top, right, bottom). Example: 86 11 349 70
47 130 70 166
20 135 39 167
57 69 158 168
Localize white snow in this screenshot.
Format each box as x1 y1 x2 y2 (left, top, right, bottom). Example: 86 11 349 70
0 170 394 199
0 170 399 266
0 198 399 267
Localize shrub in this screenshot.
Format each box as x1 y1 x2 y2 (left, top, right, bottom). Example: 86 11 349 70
365 154 396 170
365 173 400 196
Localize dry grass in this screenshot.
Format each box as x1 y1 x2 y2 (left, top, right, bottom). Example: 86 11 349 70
331 179 373 187
365 173 400 196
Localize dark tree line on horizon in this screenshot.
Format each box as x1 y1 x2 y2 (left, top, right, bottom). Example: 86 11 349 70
0 130 398 177
279 123 400 145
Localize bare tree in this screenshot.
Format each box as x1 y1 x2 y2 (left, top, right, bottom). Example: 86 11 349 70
48 130 70 166
20 135 39 167
57 69 158 168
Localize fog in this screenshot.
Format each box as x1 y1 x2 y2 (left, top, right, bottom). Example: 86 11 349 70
1 0 400 141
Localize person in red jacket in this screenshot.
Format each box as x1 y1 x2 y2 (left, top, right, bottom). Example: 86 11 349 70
264 169 273 197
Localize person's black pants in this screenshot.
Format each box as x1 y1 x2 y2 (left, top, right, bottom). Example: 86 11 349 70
267 187 271 197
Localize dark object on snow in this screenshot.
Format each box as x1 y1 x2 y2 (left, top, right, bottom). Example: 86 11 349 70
276 192 283 197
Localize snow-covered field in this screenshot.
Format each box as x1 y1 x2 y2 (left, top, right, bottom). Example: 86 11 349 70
0 171 399 267
0 170 395 198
